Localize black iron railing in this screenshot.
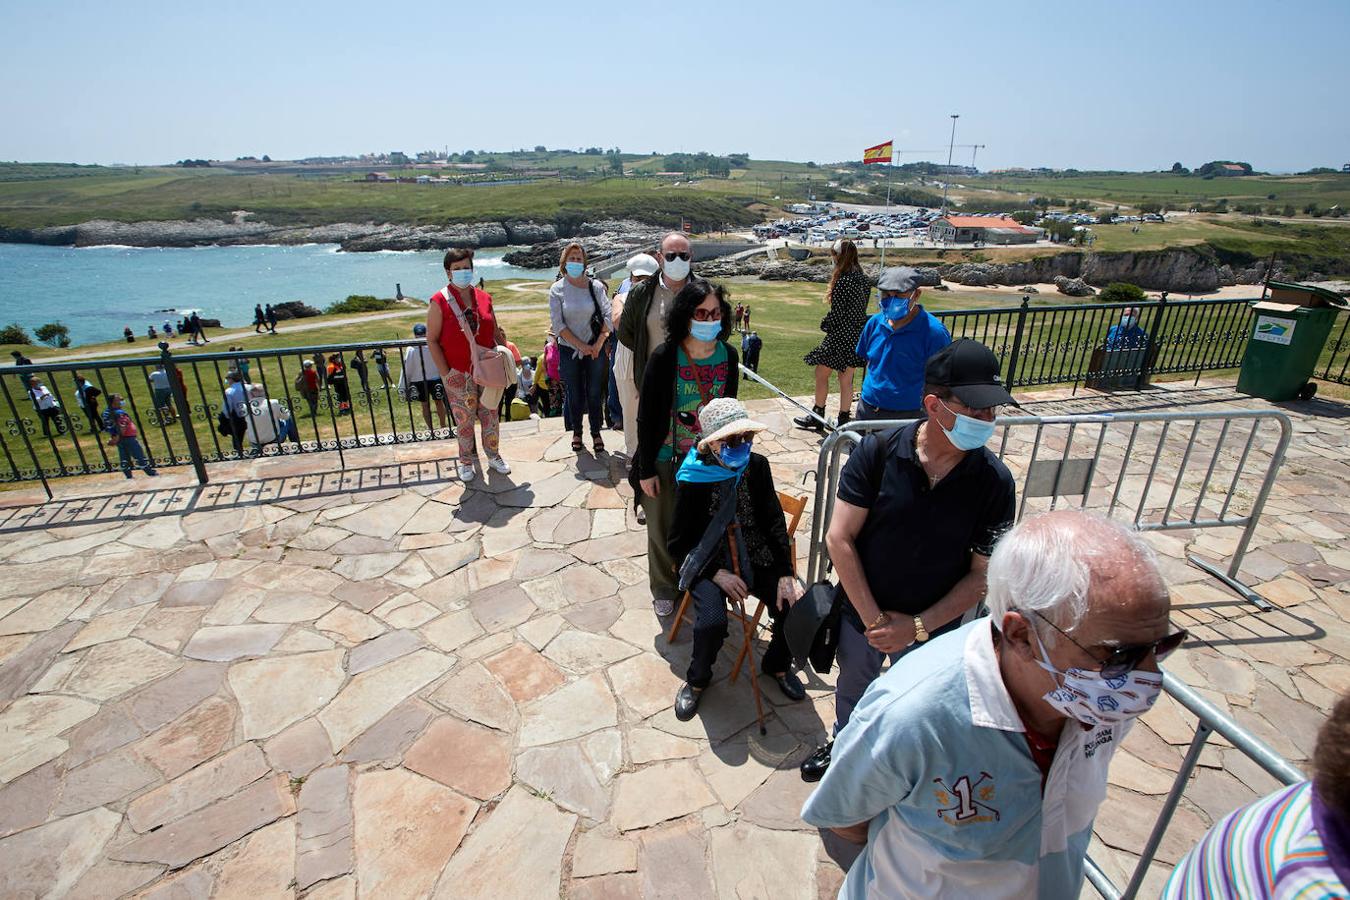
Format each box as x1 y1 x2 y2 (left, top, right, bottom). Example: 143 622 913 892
1321 309 1350 386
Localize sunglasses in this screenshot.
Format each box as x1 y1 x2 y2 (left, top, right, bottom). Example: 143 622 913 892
664 251 691 262
721 433 754 448
1027 609 1187 679
693 308 723 322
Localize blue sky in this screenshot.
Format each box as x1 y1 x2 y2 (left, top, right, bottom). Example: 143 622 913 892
3 0 1347 171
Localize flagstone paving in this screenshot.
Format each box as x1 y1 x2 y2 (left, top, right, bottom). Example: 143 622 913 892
0 382 1345 899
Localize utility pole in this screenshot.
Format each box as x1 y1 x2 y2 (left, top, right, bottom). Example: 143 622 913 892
941 114 959 215
968 144 986 171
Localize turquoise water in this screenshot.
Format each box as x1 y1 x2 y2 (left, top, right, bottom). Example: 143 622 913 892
0 243 554 347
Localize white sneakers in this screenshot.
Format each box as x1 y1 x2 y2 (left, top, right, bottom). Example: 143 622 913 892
487 455 511 475
457 462 476 482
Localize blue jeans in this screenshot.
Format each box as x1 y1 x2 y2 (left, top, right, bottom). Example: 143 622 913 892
558 345 606 436
832 614 918 735
115 437 157 477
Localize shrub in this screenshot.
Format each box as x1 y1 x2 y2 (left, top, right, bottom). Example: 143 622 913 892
1098 282 1147 305
0 323 32 344
34 322 71 348
325 295 397 315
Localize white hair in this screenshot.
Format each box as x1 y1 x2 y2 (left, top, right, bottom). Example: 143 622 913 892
985 510 1160 638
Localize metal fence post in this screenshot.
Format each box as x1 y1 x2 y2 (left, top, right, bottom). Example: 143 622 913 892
160 343 209 486
1136 295 1168 390
1003 296 1031 387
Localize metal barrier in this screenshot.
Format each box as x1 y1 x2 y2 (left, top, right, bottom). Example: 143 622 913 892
1320 309 1350 386
2 338 476 499
1083 673 1305 900
806 409 1294 611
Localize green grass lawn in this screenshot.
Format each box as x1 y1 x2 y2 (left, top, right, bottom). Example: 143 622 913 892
954 171 1350 212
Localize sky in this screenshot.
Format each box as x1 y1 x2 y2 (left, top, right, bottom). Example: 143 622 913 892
3 0 1348 172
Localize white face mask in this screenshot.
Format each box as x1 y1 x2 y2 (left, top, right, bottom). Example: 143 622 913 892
1030 626 1162 728
663 255 691 281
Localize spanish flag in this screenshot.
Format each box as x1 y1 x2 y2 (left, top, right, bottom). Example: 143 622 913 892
863 140 893 165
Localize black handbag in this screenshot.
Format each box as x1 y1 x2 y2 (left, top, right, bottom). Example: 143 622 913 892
216 410 232 436
586 281 607 345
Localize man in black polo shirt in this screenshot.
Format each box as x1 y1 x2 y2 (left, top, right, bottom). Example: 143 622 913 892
800 338 1016 782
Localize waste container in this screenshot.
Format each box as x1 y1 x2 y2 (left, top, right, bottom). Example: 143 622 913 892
1236 281 1346 401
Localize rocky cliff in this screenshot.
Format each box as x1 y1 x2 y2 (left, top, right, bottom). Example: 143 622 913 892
500 220 665 269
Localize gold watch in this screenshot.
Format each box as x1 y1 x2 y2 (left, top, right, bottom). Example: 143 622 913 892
912 615 930 643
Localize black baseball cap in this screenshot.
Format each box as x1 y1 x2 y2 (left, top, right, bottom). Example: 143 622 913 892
925 338 1017 409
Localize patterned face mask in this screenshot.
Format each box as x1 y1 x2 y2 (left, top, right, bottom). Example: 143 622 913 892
1030 626 1162 728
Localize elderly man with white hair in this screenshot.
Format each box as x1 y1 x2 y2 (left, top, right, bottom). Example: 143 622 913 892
242 384 299 451
802 509 1183 899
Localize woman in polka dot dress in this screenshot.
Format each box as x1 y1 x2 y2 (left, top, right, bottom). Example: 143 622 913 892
794 239 870 430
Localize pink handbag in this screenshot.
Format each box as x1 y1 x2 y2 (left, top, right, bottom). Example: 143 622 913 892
442 287 511 389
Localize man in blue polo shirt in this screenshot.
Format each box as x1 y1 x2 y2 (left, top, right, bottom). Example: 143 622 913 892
854 267 951 421
803 510 1180 899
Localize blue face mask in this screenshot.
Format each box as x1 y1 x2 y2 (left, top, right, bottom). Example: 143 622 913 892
718 440 752 469
690 320 722 342
450 269 475 288
565 261 585 278
882 295 911 321
939 400 996 451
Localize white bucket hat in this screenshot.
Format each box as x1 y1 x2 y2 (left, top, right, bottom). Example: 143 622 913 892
627 253 659 278
696 397 767 451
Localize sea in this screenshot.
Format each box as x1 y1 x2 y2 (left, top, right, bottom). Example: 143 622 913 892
0 243 555 347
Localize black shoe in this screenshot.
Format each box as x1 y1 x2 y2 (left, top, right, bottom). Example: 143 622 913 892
793 405 827 431
772 671 806 702
835 411 851 428
800 740 833 783
674 683 702 721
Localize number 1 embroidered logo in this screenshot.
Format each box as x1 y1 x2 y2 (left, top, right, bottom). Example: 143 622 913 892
933 773 1000 825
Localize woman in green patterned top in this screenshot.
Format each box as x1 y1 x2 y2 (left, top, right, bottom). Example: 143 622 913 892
629 278 741 616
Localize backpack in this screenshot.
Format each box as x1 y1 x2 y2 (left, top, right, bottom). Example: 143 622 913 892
294 372 306 392
115 411 138 438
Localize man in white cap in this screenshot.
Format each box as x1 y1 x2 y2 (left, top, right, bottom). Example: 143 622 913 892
666 397 804 720
611 253 659 460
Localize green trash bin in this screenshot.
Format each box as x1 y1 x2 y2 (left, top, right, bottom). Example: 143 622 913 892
1236 282 1346 401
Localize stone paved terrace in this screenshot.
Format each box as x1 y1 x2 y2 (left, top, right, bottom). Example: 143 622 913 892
0 381 1347 899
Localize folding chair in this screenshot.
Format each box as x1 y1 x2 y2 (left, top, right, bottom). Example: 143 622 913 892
667 490 809 734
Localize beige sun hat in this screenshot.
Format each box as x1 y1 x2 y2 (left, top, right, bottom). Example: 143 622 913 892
696 397 768 451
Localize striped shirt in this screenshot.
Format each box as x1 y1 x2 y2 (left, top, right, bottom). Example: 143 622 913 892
1163 781 1346 899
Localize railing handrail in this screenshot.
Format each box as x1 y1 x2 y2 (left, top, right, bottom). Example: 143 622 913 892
5 337 435 375
932 295 1257 317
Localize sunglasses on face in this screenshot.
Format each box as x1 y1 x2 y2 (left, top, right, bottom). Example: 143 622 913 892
664 251 691 262
1028 609 1187 679
693 307 723 322
722 433 753 448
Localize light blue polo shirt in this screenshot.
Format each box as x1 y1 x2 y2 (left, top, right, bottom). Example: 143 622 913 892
801 619 1128 900
856 309 951 412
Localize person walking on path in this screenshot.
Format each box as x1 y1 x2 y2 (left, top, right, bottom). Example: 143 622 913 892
73 371 102 433
372 346 391 388
629 277 740 618
190 311 209 345
795 239 871 431
799 339 1016 784
298 359 320 418
253 304 266 333
612 253 659 459
148 365 176 423
426 247 511 482
26 376 66 437
102 393 158 478
350 349 370 395
10 350 32 367
853 266 951 422
617 231 695 411
550 243 614 453
399 324 450 433
668 398 805 721
265 304 278 334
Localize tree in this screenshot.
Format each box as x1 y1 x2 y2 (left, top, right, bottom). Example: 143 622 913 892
1138 202 1162 215
1010 210 1038 225
261 154 271 162
1097 210 1115 224
534 145 547 153
1098 282 1147 305
1170 162 1189 174
35 323 71 348
1283 204 1296 216
607 152 624 175
0 323 31 345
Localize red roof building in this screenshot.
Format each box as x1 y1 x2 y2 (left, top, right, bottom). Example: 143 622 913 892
929 215 1043 245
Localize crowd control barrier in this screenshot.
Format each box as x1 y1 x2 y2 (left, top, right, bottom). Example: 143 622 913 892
806 409 1294 612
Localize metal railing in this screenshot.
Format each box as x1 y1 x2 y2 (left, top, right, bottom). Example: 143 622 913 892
2 338 493 499
1083 673 1304 900
807 409 1294 611
1321 309 1350 386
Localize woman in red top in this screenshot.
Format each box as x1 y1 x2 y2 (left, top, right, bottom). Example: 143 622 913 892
426 248 510 482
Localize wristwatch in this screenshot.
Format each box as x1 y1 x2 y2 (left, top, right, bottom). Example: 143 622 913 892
912 615 930 643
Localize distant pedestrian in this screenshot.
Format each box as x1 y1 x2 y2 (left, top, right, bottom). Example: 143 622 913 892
147 325 158 341
311 352 326 388
253 304 266 333
148 365 176 423
399 324 450 434
73 372 102 433
516 355 538 417
10 350 32 367
297 359 320 417
163 320 175 337
103 394 157 478
26 377 66 437
223 371 249 454
372 347 391 388
242 384 299 450
351 349 370 394
190 312 209 344
123 326 135 343
743 306 751 329
734 303 745 329
265 304 278 333
327 354 351 413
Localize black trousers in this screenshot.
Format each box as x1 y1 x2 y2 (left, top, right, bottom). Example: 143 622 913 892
687 566 792 689
856 399 922 422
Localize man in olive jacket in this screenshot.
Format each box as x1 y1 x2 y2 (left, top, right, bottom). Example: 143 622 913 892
617 232 693 393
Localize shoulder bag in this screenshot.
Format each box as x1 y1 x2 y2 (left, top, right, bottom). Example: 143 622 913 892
442 287 511 389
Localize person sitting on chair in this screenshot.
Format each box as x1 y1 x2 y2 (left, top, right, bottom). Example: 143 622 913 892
667 397 805 721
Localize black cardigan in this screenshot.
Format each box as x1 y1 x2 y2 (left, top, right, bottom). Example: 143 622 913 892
667 452 794 581
630 339 740 481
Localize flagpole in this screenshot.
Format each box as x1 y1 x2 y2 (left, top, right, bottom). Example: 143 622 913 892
881 161 893 266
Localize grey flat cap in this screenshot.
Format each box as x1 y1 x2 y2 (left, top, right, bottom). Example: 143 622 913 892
877 267 921 293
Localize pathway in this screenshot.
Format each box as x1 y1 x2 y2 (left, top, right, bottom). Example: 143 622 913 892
0 384 1345 898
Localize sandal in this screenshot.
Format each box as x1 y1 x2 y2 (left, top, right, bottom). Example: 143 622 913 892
571 434 584 452
591 433 605 453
